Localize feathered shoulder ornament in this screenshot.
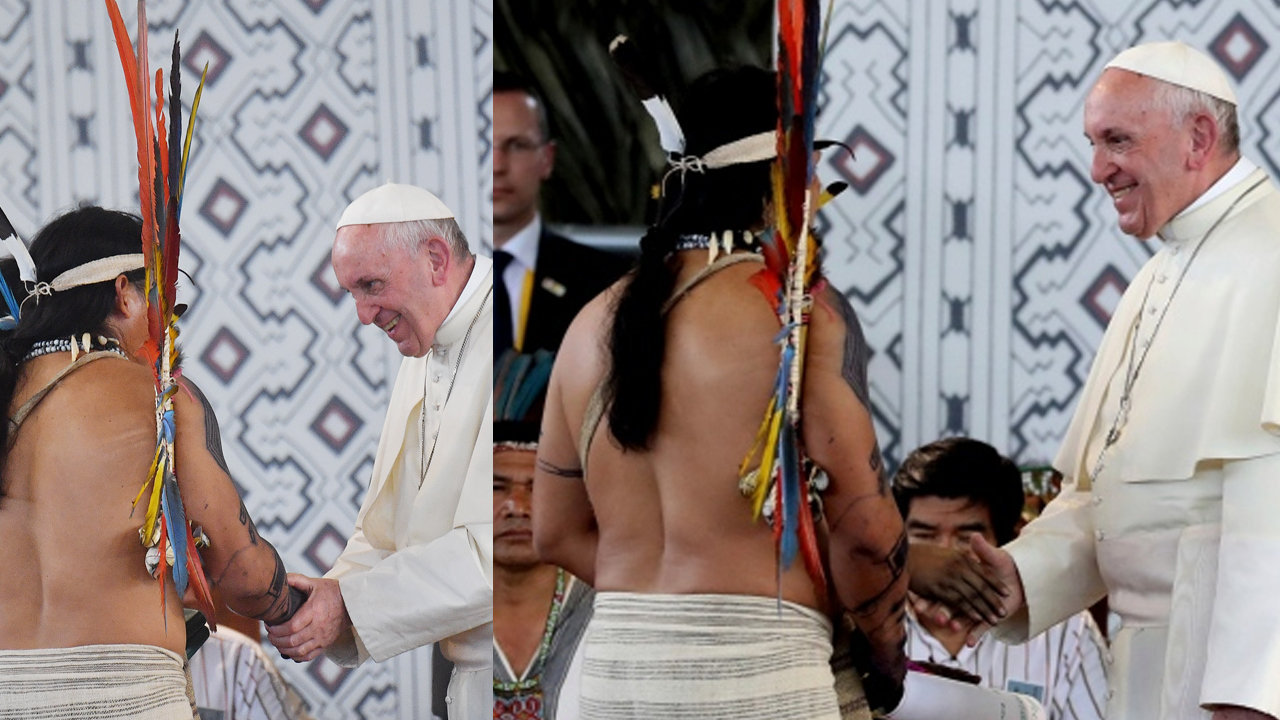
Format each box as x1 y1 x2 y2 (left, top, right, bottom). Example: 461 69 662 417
735 0 839 595
105 0 216 628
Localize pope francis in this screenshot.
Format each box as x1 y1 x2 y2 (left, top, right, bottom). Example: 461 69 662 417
962 41 1280 720
267 183 494 719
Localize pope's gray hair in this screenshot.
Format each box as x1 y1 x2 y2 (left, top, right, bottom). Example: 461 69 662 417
380 218 472 259
1151 81 1240 154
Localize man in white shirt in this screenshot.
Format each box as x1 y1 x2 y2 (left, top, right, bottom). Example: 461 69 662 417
894 438 1108 720
190 625 313 720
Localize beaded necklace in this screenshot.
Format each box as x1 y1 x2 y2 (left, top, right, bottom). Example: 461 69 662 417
21 336 128 364
671 230 762 264
494 568 568 720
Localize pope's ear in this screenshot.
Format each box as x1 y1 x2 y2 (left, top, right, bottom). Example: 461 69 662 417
423 235 452 286
1186 112 1220 170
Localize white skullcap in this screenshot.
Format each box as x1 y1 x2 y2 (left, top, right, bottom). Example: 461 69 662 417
336 182 454 229
1105 41 1236 105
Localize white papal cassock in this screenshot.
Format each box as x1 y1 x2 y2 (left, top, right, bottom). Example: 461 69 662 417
325 257 494 720
996 163 1280 720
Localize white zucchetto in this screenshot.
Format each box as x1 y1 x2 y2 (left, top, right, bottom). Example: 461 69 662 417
336 182 454 230
1104 41 1237 105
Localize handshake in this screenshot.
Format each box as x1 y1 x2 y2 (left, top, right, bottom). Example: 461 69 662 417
264 574 352 663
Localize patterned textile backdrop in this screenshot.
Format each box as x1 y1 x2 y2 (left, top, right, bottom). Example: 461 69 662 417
820 0 1280 471
0 2 490 719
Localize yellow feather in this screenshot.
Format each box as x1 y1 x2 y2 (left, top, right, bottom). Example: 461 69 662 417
738 396 777 478
141 447 165 540
771 164 791 248
132 444 163 513
179 63 209 199
751 406 785 518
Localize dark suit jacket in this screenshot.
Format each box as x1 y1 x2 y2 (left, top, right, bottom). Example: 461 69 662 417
516 228 631 354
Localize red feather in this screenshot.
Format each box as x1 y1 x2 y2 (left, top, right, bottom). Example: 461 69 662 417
103 2 139 119
772 469 783 546
136 2 157 275
779 0 805 109
155 70 169 186
749 269 782 313
139 337 160 369
797 491 826 589
184 533 218 631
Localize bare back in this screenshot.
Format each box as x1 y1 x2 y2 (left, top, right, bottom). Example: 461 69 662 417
536 248 908 678
0 355 185 653
0 352 301 653
544 252 826 608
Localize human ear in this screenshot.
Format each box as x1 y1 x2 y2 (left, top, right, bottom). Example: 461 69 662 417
539 140 557 180
1186 113 1219 170
423 236 452 286
113 275 136 316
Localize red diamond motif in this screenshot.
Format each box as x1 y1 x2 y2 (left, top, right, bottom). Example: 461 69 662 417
833 125 894 195
1211 15 1268 82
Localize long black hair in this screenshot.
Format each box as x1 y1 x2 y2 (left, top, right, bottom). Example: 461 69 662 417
606 66 778 450
0 206 146 476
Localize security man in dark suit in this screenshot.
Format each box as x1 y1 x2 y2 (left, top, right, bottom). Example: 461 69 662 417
493 72 630 356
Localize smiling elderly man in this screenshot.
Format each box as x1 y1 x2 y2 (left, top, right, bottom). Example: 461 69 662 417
956 42 1280 720
266 183 494 720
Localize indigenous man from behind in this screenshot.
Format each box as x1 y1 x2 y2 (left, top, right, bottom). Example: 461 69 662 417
0 207 301 718
533 66 908 718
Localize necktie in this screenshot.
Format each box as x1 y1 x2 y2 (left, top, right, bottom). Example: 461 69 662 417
494 249 514 357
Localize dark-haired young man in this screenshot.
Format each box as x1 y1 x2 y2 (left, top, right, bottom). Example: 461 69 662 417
894 438 1108 720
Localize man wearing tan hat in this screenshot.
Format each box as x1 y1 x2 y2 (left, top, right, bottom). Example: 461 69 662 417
267 183 493 719
927 41 1280 720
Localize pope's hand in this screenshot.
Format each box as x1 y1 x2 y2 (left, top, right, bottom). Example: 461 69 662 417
963 535 1024 646
906 541 1009 626
265 574 351 662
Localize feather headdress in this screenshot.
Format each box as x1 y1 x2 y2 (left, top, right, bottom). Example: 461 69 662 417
105 0 216 629
737 0 838 595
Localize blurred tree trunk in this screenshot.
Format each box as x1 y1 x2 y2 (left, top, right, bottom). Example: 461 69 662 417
496 0 772 226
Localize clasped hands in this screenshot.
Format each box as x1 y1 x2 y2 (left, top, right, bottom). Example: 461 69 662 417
265 573 353 662
907 535 1024 647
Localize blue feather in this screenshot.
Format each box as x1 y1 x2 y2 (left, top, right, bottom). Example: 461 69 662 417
0 278 18 322
780 420 801 569
777 344 800 568
161 468 189 596
161 408 176 443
